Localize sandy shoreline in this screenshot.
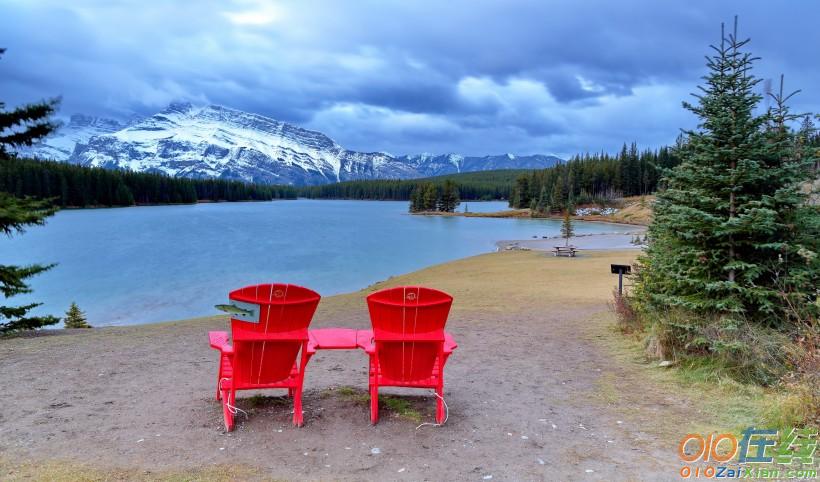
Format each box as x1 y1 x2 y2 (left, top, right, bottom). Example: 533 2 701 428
498 226 647 251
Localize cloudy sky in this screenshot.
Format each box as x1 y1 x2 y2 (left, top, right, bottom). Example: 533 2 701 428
1 0 818 157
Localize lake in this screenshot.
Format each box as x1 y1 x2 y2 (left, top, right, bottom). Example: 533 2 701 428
2 200 636 326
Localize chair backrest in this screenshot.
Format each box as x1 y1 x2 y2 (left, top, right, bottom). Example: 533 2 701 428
366 286 453 382
228 283 321 386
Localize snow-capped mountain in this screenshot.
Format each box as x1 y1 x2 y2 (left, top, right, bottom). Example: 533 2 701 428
69 102 419 185
21 114 131 161
25 102 562 185
397 153 561 177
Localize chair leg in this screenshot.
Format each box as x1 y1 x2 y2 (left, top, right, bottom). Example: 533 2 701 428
221 386 235 432
370 384 379 425
293 387 303 427
216 357 223 401
292 347 310 427
435 385 445 424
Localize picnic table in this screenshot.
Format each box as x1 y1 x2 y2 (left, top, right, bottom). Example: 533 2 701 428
553 245 577 257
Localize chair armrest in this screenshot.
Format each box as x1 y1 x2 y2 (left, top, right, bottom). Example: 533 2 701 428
356 329 455 354
356 329 375 354
444 331 458 354
208 331 233 355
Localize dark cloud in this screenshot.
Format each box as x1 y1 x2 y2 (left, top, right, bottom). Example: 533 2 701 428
0 0 818 157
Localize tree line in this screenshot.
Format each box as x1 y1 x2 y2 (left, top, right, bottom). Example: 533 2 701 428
295 169 525 201
297 144 692 212
509 143 682 212
0 156 297 208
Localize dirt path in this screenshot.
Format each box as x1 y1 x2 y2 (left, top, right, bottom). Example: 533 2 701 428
1 251 705 481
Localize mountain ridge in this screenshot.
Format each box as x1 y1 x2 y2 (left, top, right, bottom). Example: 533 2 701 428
23 102 562 185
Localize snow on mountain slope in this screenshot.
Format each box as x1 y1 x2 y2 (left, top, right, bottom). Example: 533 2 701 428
397 152 561 177
20 114 130 161
69 102 417 185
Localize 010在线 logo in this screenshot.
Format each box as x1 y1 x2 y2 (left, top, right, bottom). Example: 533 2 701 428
677 427 817 479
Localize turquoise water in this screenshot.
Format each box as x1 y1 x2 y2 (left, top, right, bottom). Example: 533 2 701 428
1 200 635 326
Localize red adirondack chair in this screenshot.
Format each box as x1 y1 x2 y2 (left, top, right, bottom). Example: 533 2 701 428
358 286 457 424
208 283 321 430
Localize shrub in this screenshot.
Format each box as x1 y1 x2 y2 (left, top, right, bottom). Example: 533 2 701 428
769 328 820 427
611 288 641 334
64 302 91 329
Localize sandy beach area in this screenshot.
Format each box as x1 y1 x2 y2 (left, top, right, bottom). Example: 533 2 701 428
498 225 647 252
1 249 762 481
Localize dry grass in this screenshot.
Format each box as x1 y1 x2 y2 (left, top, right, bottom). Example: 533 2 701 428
1 458 273 482
318 250 642 317
583 311 771 436
575 196 654 226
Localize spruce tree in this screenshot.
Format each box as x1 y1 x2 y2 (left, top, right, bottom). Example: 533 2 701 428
560 206 575 247
798 115 815 145
534 185 548 216
0 47 61 333
421 183 438 211
508 187 520 208
797 115 819 171
635 20 818 325
550 180 563 213
438 180 460 212
114 181 134 206
63 302 91 329
408 186 422 213
514 176 530 208
0 193 59 333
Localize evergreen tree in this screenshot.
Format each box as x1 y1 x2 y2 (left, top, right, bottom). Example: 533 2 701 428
0 48 61 333
533 185 548 216
797 115 818 171
421 183 438 211
635 20 818 325
0 193 59 333
408 186 422 212
550 179 563 212
438 179 460 212
514 175 530 208
560 206 575 247
797 115 814 145
509 185 521 208
63 302 91 329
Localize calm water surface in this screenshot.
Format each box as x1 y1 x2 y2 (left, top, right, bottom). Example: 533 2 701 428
2 200 635 325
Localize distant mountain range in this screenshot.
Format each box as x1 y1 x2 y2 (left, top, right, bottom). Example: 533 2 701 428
20 102 562 185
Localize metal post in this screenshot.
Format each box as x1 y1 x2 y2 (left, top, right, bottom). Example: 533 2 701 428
610 264 631 298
